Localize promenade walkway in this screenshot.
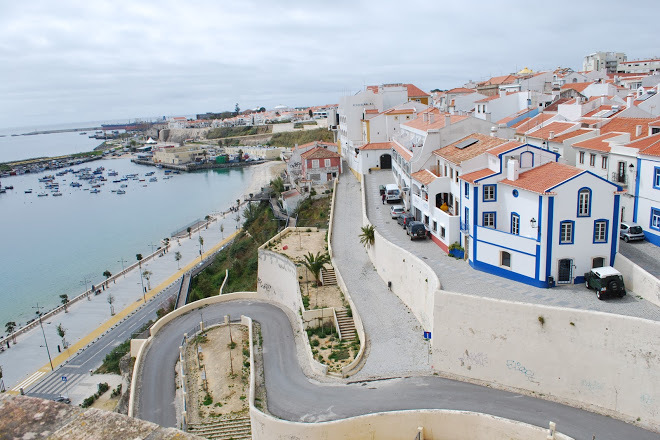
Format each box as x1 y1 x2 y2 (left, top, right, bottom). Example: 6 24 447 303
331 167 430 380
0 209 243 391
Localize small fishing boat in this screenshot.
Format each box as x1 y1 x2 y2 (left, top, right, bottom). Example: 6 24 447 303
117 189 126 195
37 192 48 197
149 177 157 182
52 192 63 197
25 189 33 194
120 184 128 188
90 188 100 194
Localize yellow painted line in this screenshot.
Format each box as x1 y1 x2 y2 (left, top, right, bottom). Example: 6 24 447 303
25 230 242 380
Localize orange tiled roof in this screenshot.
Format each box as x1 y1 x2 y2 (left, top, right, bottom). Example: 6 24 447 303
486 140 524 156
383 108 416 115
403 108 469 132
600 117 653 141
459 168 497 184
648 118 660 127
512 113 554 134
482 75 517 86
411 169 437 186
365 109 379 114
583 105 624 118
392 141 413 161
300 146 340 160
628 133 660 156
432 133 509 165
447 87 475 94
475 95 500 103
526 122 576 140
499 162 583 194
405 84 430 98
572 133 623 153
551 129 593 142
359 142 394 150
561 82 591 93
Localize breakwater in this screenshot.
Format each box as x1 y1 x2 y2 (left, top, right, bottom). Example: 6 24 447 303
131 158 266 172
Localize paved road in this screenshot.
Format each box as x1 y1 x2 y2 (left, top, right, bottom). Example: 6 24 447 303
366 170 660 321
619 239 660 279
136 300 657 439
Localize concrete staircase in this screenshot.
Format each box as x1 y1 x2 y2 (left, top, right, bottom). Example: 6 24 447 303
321 267 337 286
187 416 252 440
335 308 356 341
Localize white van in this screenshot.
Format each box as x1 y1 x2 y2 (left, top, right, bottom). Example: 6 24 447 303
385 184 401 202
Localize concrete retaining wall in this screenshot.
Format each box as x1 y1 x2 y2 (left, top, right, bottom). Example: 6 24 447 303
433 291 660 431
249 408 573 440
615 253 660 308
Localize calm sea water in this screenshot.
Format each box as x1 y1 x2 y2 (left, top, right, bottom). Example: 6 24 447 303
0 158 254 326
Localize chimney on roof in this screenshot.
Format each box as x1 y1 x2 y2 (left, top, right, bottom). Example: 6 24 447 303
507 158 520 181
499 89 506 98
429 113 435 124
627 94 634 108
490 126 498 137
549 131 555 140
636 125 643 137
485 113 491 122
445 114 451 127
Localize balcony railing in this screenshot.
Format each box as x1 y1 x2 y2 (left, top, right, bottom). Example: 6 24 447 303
610 172 629 187
460 221 469 232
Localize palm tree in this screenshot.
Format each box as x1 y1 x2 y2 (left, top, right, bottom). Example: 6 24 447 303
205 215 211 229
136 253 143 268
270 177 285 196
175 251 182 269
143 270 152 290
60 294 69 313
103 270 112 284
56 323 67 349
5 321 16 344
220 223 224 239
302 252 331 286
199 236 204 255
359 225 376 248
187 227 192 238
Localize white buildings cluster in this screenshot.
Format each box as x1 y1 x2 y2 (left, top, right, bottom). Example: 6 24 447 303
337 55 660 288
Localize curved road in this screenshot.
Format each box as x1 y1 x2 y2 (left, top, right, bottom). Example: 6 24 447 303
136 300 657 440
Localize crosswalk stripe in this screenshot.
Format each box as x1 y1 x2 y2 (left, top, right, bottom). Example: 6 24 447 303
11 371 46 391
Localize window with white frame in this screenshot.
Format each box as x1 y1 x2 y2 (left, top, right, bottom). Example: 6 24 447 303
312 159 319 168
589 153 596 167
579 151 585 164
578 189 591 217
594 220 608 243
483 212 495 228
651 208 660 231
511 213 520 235
560 221 574 244
440 226 446 238
324 159 331 167
602 156 608 169
483 185 496 201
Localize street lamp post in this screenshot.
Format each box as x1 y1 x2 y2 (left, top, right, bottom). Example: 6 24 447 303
139 271 146 302
117 257 126 277
32 304 54 371
80 276 92 301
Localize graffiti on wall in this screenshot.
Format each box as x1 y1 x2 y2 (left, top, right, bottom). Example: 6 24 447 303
506 360 537 383
458 350 488 370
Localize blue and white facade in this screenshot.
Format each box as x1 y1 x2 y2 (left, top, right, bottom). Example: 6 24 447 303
633 137 660 246
461 151 622 288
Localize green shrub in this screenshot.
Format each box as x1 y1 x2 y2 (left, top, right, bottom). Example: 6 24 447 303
97 382 110 395
203 393 213 405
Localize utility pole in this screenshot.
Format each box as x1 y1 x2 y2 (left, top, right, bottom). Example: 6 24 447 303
32 304 54 371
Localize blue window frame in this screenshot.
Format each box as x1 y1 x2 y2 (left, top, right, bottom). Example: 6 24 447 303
559 220 575 244
483 184 497 202
511 213 520 235
483 211 496 228
593 219 609 243
464 182 469 199
577 188 591 217
654 167 660 189
651 208 660 232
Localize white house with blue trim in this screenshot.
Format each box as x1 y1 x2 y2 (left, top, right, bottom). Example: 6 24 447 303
460 156 622 288
633 133 660 246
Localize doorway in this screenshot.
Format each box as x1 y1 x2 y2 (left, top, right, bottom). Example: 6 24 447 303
557 259 573 284
380 154 392 169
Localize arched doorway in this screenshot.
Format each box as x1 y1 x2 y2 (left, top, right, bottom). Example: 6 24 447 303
380 154 392 169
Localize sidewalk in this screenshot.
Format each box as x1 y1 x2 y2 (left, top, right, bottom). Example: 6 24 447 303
331 167 430 380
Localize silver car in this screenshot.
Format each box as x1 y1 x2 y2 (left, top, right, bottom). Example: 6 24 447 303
390 205 405 219
619 222 645 242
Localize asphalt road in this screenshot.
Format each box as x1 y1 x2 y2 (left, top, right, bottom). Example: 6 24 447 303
26 281 181 400
619 239 660 279
136 300 658 440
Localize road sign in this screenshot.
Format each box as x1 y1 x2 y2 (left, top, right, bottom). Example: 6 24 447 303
61 376 67 382
423 331 431 340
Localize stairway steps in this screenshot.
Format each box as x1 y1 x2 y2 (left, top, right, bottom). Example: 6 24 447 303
334 308 357 341
321 267 337 286
188 416 252 439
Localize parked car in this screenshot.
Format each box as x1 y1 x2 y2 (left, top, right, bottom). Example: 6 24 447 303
378 185 386 196
390 205 405 219
397 213 415 228
406 221 429 240
54 396 71 404
584 266 626 300
619 222 645 242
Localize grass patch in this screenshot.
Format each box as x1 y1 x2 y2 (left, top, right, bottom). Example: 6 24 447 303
95 340 130 374
268 128 334 149
206 126 270 139
295 197 331 229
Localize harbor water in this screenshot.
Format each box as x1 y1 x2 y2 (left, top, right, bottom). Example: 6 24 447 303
0 157 255 327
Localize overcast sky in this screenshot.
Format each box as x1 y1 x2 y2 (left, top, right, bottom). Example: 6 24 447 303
1 0 658 129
